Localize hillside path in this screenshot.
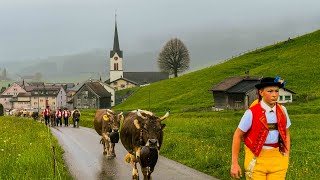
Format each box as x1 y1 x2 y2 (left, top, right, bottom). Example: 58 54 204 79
51 126 219 180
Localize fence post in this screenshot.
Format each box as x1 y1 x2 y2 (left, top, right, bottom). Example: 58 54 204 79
52 146 56 177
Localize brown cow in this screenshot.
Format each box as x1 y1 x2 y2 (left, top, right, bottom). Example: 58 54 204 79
120 109 169 180
94 109 123 157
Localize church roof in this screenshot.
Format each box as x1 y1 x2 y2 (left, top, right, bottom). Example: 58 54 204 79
108 77 139 85
123 72 169 85
110 18 123 58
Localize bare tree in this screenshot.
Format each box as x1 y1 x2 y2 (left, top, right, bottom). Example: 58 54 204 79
158 38 190 77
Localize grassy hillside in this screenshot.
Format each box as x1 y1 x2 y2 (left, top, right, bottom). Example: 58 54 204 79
113 30 320 112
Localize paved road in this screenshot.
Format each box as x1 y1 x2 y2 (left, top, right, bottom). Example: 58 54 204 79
51 126 218 180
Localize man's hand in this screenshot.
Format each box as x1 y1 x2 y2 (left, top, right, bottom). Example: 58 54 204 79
230 163 242 179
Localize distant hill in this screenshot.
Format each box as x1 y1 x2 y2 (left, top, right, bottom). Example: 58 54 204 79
4 50 161 83
113 30 320 112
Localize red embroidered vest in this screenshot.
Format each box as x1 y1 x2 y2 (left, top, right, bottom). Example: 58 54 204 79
244 103 287 156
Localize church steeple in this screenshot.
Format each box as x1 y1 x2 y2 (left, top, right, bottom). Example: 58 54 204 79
109 13 124 83
113 16 120 51
110 14 123 58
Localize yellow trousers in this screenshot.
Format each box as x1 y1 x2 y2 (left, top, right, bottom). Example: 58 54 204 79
244 146 289 180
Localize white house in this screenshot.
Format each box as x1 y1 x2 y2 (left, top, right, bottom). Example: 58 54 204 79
98 81 116 107
278 88 296 103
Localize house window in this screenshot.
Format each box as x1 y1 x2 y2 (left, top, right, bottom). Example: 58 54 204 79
113 82 117 85
279 96 283 101
121 84 125 88
285 96 291 100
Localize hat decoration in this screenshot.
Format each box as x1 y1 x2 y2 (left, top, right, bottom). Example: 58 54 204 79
274 76 286 85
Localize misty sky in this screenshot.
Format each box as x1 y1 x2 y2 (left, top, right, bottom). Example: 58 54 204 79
1 0 320 71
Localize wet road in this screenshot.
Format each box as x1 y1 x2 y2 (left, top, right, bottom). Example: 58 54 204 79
51 126 218 180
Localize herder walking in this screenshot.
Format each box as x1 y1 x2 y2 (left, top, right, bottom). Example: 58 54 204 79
231 77 291 179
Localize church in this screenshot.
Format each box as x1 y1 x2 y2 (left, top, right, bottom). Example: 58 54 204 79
105 19 169 91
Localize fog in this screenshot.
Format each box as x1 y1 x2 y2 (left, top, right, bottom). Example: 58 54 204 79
1 0 320 72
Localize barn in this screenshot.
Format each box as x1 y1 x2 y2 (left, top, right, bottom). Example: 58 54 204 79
73 81 112 109
208 76 261 110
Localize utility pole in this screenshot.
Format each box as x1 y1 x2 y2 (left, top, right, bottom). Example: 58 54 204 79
37 88 40 113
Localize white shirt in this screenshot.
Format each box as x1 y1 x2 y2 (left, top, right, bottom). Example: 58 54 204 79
238 100 291 148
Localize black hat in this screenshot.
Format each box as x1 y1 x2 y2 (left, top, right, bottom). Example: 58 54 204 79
255 77 285 90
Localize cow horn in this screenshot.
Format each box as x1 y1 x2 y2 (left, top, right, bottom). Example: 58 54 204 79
106 109 113 113
119 112 124 121
160 111 170 121
137 109 147 120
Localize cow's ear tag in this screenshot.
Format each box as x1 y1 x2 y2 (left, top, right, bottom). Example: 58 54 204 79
103 115 109 121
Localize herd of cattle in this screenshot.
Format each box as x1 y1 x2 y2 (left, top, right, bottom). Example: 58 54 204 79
94 109 170 180
8 109 81 128
8 109 40 119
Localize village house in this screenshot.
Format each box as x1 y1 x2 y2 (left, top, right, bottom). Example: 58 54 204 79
209 76 296 110
72 81 113 109
10 84 67 111
278 88 296 103
0 81 67 111
0 81 28 110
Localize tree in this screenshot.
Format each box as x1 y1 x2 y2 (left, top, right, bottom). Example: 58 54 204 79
157 38 190 77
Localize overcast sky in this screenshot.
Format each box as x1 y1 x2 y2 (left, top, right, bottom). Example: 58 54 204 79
1 0 320 71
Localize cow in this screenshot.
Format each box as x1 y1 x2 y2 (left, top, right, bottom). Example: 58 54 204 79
71 109 81 128
120 109 169 180
31 111 39 120
94 109 123 157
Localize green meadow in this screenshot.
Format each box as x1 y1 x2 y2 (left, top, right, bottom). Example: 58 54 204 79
106 30 320 179
0 116 72 179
